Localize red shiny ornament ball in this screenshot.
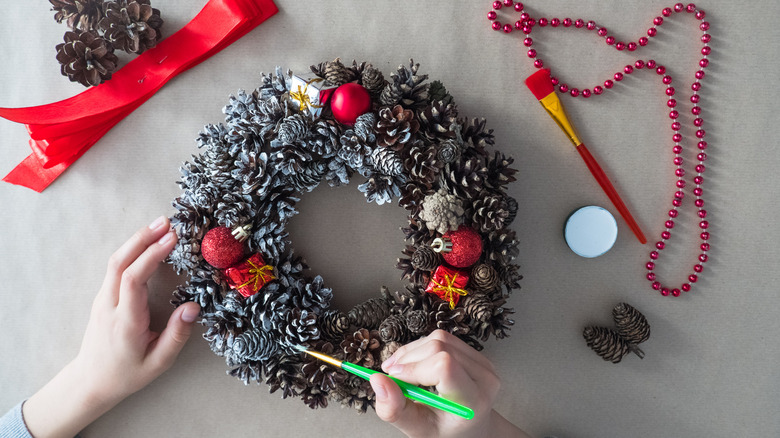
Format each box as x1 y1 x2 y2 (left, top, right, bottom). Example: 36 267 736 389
201 227 245 268
441 225 483 268
330 83 371 125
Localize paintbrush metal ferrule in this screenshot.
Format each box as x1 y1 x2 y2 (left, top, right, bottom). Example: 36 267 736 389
538 92 583 147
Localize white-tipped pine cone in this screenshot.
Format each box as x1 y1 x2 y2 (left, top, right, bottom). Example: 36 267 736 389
419 188 465 234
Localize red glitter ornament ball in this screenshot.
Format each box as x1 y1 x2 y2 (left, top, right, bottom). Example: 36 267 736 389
330 83 371 125
441 225 483 268
201 227 246 268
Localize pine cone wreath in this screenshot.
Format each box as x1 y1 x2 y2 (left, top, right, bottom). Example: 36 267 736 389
55 30 118 87
583 326 630 364
50 0 104 32
98 0 163 54
612 303 651 345
376 105 420 150
341 328 383 368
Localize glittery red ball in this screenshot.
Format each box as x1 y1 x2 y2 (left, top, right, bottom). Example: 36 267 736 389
441 225 483 268
201 227 245 268
330 83 372 125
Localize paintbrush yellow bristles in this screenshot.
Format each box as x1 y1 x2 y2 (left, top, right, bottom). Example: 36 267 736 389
294 345 343 368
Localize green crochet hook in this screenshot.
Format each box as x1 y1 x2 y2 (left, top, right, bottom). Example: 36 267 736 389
293 345 474 420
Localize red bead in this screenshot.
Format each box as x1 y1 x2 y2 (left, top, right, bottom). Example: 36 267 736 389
689 274 698 283
503 0 514 6
676 180 686 188
570 88 580 97
656 241 666 250
671 288 681 297
514 2 524 12
493 1 503 9
682 283 691 292
672 121 681 130
700 21 710 31
563 18 572 27
695 199 704 207
587 21 596 30
662 7 673 16
675 191 684 199
647 273 656 281
604 80 614 89
666 87 676 96
646 262 655 270
694 264 703 273
559 84 569 93
201 227 246 269
597 27 608 36
331 83 372 125
701 46 711 56
694 176 703 184
694 117 704 127
693 187 702 196
650 250 659 260
538 17 548 26
667 99 677 108
582 89 591 98
624 65 634 74
698 141 708 150
692 82 701 91
699 58 709 68
665 220 675 229
662 231 671 239
527 49 536 58
702 34 711 43
652 281 661 290
699 254 709 263
551 76 559 85
524 37 533 47
701 243 710 251
647 59 656 68
696 70 705 79
669 110 679 119
675 168 685 177
669 209 679 218
673 133 682 142
686 3 696 13
700 232 710 240
503 24 513 33
672 199 681 207
614 72 623 81
696 129 705 138
654 17 664 25
639 37 649 46
593 86 603 95
698 210 707 218
616 42 626 51
492 21 501 30
606 36 615 45
635 60 645 69
551 18 560 27
647 28 657 37
514 20 523 29
674 157 683 165
534 59 544 68
663 75 673 84
674 3 684 12
487 11 497 20
661 287 670 296
627 42 637 51
656 65 666 75
575 19 584 28
699 220 709 229
696 164 705 172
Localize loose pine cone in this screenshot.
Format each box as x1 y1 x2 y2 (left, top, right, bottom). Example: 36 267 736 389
405 310 429 335
232 328 279 362
419 188 465 234
99 0 163 54
348 296 391 329
612 303 651 345
341 328 382 368
410 245 441 271
323 58 355 87
583 326 630 363
55 30 118 87
470 263 500 294
51 0 104 31
376 105 420 150
378 313 409 343
361 66 386 98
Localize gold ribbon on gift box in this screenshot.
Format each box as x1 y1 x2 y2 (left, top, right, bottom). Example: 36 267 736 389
430 273 468 309
237 258 276 291
290 77 325 113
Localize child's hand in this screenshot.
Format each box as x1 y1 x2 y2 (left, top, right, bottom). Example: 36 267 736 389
370 330 531 438
23 217 200 438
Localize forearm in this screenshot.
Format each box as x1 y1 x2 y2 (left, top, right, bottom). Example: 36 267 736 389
488 410 533 438
23 361 116 438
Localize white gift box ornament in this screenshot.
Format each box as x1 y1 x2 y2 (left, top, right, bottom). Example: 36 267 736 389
289 72 338 116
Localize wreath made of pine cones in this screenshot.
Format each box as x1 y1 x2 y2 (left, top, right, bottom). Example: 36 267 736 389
168 59 522 413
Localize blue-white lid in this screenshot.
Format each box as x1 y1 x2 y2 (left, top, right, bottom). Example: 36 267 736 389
564 206 618 258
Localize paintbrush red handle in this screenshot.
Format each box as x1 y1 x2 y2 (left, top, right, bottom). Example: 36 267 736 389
576 144 647 244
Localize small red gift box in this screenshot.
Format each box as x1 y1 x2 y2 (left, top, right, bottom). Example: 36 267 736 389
425 265 469 309
224 253 276 298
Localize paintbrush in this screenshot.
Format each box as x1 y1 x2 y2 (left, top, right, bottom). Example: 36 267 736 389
525 68 647 245
292 345 474 420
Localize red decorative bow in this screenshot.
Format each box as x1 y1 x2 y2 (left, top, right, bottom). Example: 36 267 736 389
0 0 278 192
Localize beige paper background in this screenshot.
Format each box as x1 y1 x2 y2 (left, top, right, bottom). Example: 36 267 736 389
1 1 778 437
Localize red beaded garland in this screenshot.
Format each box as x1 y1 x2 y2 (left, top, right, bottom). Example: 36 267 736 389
488 3 711 297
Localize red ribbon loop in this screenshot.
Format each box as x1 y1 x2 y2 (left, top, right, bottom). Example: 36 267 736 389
1 0 278 192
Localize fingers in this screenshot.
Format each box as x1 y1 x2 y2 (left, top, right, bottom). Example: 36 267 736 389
145 302 200 373
102 216 173 303
371 373 436 438
117 228 177 317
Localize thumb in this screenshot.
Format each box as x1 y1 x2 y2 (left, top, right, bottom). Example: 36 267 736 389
147 302 200 371
371 373 434 437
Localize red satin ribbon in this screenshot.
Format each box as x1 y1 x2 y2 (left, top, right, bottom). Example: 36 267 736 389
1 0 278 192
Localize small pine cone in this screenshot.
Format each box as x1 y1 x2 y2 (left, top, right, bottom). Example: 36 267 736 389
431 301 469 335
353 113 377 143
378 314 409 343
583 326 630 363
376 105 420 150
470 263 500 294
405 310 429 335
55 31 118 87
232 328 279 362
319 310 350 342
612 303 650 345
361 66 386 98
419 101 458 141
287 161 327 193
348 296 392 329
419 188 465 235
371 147 404 176
505 196 518 226
437 139 462 164
427 80 454 106
341 328 383 368
277 113 310 144
402 142 442 189
471 191 510 233
379 83 403 107
380 341 402 363
461 293 494 323
324 58 355 86
50 0 104 31
99 0 164 54
410 245 441 271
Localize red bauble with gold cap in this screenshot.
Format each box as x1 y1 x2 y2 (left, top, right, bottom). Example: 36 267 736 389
436 224 483 268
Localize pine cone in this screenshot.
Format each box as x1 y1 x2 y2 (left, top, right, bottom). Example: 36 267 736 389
505 196 518 226
380 341 403 363
405 309 429 335
419 101 458 141
437 139 462 165
353 113 377 143
348 296 392 329
361 66 386 98
280 308 320 346
410 245 441 271
471 191 510 233
287 160 327 193
98 0 163 54
612 303 650 345
379 82 403 107
419 188 465 234
427 80 454 106
583 326 630 363
318 310 350 342
483 228 519 265
358 173 403 205
461 293 494 323
470 263 500 294
55 30 118 87
402 142 442 190
381 59 430 111
376 105 420 150
323 58 355 87
441 156 487 200
232 328 279 362
264 354 306 398
277 113 310 144
301 341 346 391
397 245 431 288
431 301 469 335
338 130 372 170
371 147 403 176
50 0 104 31
378 313 409 343
341 328 382 368
485 151 518 190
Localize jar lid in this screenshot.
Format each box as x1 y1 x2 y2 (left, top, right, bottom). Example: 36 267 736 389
564 206 618 258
